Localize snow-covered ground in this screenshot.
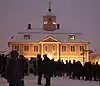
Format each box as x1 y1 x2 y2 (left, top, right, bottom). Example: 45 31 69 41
0 74 99 86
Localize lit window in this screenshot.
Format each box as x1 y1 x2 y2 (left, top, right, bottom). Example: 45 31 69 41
24 35 30 40
34 46 38 52
15 46 19 51
69 35 75 40
12 45 19 51
49 18 52 21
53 22 56 24
24 46 29 51
80 46 84 52
52 46 56 51
12 44 14 50
45 46 48 51
44 21 47 24
70 46 75 52
62 46 66 52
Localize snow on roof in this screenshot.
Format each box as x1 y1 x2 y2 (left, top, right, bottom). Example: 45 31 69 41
8 28 88 43
45 11 55 16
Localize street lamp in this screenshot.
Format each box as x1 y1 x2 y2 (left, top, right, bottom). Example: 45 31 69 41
80 49 93 65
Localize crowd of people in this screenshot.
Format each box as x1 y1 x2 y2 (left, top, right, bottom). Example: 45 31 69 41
0 50 100 86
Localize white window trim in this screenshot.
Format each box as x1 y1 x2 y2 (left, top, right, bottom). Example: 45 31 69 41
62 45 67 52
70 45 76 53
34 46 38 53
79 45 85 53
23 45 30 52
52 46 56 52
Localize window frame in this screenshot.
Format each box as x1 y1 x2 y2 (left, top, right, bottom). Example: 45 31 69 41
24 35 31 40
69 35 75 40
34 46 38 52
44 46 48 52
80 46 85 52
62 45 67 52
70 45 76 52
12 45 19 51
24 45 29 52
52 46 56 52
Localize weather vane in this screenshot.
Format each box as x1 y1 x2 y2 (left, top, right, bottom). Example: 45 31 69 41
48 0 52 12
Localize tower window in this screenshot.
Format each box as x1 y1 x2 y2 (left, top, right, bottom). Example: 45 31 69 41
69 35 75 40
34 46 38 52
53 22 56 24
24 35 30 40
44 21 47 24
70 46 75 52
49 18 52 21
62 46 66 52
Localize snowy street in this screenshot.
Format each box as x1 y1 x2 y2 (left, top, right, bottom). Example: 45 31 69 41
0 74 99 86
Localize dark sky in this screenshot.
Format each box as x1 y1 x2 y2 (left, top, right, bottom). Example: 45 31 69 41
0 0 100 52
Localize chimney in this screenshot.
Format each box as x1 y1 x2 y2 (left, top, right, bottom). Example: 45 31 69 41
57 24 60 29
28 24 31 29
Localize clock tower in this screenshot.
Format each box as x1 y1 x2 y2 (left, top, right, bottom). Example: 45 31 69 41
43 1 57 31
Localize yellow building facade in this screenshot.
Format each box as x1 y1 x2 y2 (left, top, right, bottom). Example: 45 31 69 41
8 2 89 63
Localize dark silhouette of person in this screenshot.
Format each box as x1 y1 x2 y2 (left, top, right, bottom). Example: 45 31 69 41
68 60 72 79
36 54 43 85
43 54 53 86
84 61 92 81
5 50 24 86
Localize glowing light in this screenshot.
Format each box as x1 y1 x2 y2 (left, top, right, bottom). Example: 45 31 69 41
53 22 56 24
47 53 52 60
98 62 100 65
52 51 55 53
44 21 47 24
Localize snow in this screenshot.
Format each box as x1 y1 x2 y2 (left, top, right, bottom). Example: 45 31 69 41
0 74 99 86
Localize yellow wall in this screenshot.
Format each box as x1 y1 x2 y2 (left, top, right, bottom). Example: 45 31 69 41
8 42 88 62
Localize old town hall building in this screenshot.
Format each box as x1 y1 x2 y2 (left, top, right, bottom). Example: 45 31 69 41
8 1 90 63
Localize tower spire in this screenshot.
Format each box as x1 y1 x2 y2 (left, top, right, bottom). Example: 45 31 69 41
48 0 52 12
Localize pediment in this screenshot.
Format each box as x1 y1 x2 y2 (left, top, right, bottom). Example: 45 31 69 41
39 35 60 42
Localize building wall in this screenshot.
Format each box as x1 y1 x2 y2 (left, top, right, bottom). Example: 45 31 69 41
8 42 89 63
59 43 88 63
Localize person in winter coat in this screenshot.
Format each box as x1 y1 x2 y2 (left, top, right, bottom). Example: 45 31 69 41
6 50 24 86
36 54 43 85
42 54 53 86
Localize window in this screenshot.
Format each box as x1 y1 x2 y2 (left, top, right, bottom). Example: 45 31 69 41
69 35 75 40
24 35 30 40
80 46 84 52
45 46 48 51
70 46 75 52
62 46 66 52
15 46 19 51
12 45 19 51
34 46 38 52
49 18 52 21
12 44 14 50
53 22 56 24
52 46 56 51
24 46 29 51
44 21 47 24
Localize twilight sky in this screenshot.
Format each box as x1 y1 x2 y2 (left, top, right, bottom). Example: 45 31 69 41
0 0 100 52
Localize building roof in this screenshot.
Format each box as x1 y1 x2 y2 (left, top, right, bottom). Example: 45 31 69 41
9 28 89 43
45 11 55 16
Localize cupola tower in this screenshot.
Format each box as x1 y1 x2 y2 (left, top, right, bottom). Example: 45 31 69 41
43 0 57 31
